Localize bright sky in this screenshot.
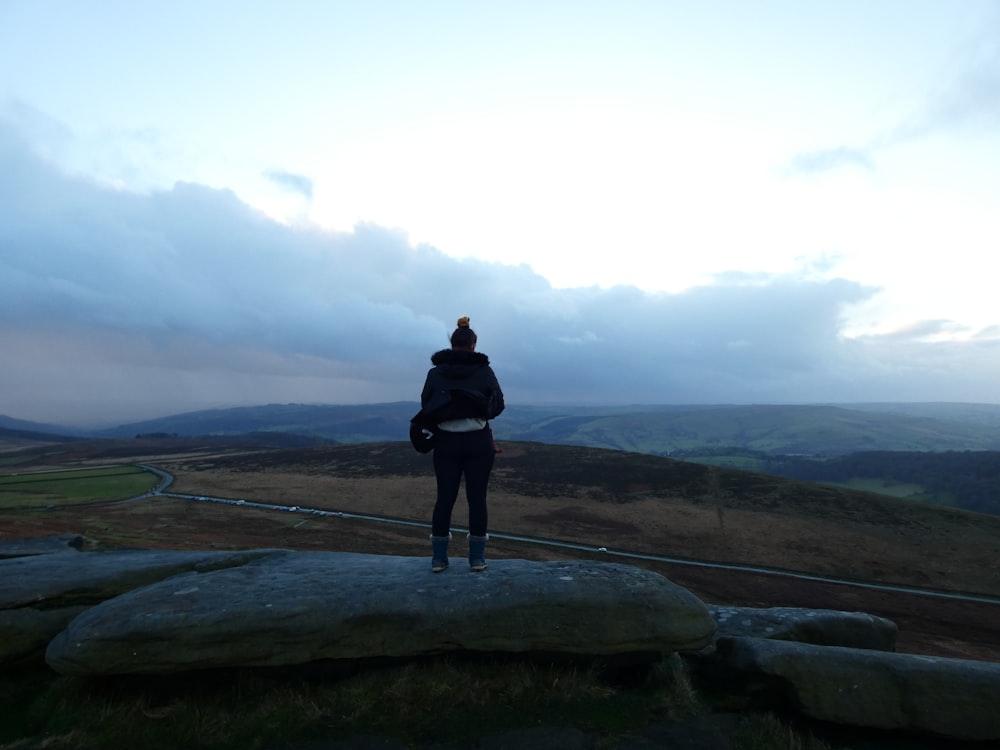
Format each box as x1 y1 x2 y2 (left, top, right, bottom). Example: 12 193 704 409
1 1 998 425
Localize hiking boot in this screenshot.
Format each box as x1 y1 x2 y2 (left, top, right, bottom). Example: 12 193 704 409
468 534 488 572
430 533 451 573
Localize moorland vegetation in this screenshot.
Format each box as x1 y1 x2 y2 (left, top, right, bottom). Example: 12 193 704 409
9 400 999 517
2 432 999 749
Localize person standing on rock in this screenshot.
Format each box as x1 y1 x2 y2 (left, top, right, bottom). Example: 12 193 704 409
418 316 504 573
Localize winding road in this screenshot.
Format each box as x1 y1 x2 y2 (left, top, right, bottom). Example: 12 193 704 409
138 464 1000 608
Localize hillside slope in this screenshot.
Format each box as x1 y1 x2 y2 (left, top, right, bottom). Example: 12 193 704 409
80 401 1000 455
4 437 999 662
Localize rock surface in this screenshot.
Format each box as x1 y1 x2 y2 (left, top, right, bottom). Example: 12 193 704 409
706 604 897 651
5 536 1000 744
0 546 286 665
0 533 85 559
715 635 1000 741
0 546 287 609
46 552 717 675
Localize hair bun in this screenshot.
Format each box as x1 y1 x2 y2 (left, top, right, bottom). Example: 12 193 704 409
456 316 471 328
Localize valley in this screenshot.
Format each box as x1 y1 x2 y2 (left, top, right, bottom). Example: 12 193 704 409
3 438 999 664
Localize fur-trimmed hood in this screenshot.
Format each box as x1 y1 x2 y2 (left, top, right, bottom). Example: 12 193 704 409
429 348 491 377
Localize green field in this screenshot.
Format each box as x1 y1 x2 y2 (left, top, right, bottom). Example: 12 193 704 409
0 466 158 509
821 477 922 497
679 454 767 471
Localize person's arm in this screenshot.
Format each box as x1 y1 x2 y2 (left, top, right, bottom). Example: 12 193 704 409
420 370 435 409
486 367 505 418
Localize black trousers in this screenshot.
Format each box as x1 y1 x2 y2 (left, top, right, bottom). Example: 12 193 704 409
431 428 495 537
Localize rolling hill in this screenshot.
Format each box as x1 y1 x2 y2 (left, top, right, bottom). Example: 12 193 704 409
62 401 1000 455
6 402 1000 516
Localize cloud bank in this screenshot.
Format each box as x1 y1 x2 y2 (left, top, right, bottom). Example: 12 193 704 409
2 121 998 426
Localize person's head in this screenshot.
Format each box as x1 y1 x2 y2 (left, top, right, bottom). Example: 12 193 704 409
450 316 478 351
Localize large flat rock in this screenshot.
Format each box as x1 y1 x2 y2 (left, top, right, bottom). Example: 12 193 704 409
46 552 716 675
0 534 86 559
0 547 288 609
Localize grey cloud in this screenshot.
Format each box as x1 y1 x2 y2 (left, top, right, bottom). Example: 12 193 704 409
786 146 875 176
1 99 175 191
263 168 314 199
0 99 74 160
486 275 877 404
2 119 998 425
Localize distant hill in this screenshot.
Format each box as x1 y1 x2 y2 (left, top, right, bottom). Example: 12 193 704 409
6 401 1000 457
0 432 334 466
846 402 1000 428
95 403 414 444
501 403 1000 455
0 422 84 449
0 415 85 442
90 401 1000 456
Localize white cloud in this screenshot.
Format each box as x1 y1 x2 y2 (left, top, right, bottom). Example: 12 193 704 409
2 120 998 425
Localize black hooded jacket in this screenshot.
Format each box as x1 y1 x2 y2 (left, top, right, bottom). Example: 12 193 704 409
418 349 505 425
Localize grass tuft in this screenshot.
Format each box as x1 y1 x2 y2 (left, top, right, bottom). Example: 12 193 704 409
0 656 705 750
732 712 841 750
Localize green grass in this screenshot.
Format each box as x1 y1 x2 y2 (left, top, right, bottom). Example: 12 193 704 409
821 478 925 498
682 455 767 471
0 466 158 509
